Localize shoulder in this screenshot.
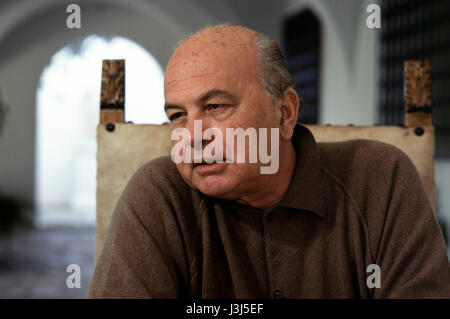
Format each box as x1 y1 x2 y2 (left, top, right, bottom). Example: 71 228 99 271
127 155 192 193
120 155 195 212
318 138 407 162
317 138 420 218
317 139 423 257
318 139 414 184
113 156 204 241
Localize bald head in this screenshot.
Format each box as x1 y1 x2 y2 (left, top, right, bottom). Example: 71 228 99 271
171 25 259 61
179 24 259 45
165 25 295 104
166 25 260 93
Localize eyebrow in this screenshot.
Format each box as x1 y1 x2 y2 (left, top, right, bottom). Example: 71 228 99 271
198 89 237 104
164 89 237 112
164 103 183 112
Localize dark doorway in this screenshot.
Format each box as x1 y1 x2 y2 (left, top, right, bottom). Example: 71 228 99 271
283 9 322 124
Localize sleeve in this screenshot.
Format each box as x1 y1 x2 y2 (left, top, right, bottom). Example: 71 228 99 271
87 162 190 298
371 150 450 298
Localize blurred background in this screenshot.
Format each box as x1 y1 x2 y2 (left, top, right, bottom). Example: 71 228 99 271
0 0 449 298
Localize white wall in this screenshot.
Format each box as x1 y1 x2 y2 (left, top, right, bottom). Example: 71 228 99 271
284 0 378 125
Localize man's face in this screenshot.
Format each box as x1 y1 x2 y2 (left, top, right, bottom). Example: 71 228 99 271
164 32 280 200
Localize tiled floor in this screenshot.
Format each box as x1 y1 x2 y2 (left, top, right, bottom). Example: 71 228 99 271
0 225 95 299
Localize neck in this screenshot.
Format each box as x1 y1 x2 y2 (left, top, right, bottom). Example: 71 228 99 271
236 142 297 210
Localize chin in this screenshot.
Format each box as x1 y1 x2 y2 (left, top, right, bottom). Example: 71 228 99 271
193 174 238 199
177 163 248 199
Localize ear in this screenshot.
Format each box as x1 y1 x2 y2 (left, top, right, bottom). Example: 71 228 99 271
278 87 299 140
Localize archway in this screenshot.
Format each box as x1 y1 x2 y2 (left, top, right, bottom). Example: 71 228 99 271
35 35 166 226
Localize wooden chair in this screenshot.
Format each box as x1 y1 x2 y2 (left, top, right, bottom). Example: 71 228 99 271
95 59 434 261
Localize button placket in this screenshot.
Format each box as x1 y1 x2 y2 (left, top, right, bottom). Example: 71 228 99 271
263 208 280 298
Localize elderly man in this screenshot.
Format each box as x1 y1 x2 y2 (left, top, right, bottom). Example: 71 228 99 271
88 25 450 298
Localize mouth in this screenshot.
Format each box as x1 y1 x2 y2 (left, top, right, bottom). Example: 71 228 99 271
193 160 227 174
193 161 221 167
193 157 230 167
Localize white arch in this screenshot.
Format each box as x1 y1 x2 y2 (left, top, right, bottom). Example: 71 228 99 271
35 35 167 225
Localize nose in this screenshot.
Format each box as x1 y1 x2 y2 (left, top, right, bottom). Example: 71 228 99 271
185 116 213 149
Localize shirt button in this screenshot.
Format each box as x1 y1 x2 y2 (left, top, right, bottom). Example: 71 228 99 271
273 290 285 299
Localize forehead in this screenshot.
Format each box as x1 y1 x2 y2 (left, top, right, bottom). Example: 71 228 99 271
164 34 259 97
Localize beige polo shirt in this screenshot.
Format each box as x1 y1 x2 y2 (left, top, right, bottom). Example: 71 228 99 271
88 125 450 298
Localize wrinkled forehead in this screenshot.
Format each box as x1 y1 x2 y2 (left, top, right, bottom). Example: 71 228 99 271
164 33 259 90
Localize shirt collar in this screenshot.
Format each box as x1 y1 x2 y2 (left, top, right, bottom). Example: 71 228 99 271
274 124 326 218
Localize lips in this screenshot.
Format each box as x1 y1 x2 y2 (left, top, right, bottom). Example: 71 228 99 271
193 160 227 174
192 157 228 167
193 160 222 167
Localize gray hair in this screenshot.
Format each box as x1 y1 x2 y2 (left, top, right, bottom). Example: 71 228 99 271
252 32 296 105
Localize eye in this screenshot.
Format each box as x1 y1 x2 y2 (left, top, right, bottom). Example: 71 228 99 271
169 112 185 122
207 104 226 111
